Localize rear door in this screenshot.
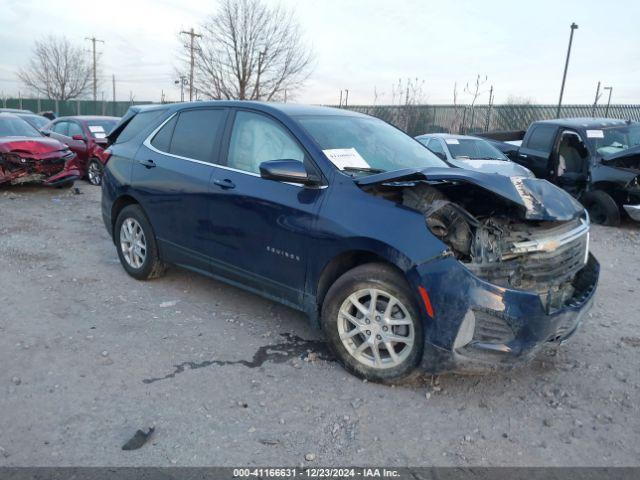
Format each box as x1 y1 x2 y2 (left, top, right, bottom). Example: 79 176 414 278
133 107 229 271
205 109 325 308
517 124 558 177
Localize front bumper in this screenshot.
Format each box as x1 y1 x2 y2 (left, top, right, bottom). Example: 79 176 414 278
623 204 640 221
412 253 599 374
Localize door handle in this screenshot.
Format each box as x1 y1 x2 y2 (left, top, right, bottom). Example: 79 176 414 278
519 153 528 159
213 178 235 189
139 159 156 169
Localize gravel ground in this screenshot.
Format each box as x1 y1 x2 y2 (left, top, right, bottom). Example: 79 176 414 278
0 183 639 467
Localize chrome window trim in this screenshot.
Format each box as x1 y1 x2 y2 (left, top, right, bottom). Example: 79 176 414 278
141 111 319 187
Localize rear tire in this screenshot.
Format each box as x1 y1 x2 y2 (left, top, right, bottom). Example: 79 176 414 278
582 190 620 226
321 263 424 383
87 158 103 186
115 205 166 280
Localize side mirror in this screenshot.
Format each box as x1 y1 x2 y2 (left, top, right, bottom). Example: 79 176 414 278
259 159 318 185
72 134 85 141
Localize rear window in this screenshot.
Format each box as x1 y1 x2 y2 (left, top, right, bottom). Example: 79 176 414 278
150 116 177 152
167 109 227 162
526 125 557 152
115 109 165 144
0 116 41 137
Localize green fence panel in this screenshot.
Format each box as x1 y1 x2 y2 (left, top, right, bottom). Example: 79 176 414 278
1 98 154 118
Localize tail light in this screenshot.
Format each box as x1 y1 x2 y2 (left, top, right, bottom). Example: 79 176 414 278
101 149 112 163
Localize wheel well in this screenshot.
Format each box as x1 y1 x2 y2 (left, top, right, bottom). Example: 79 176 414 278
110 195 139 238
587 182 624 205
315 251 403 314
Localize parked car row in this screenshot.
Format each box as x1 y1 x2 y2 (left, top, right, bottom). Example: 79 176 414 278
0 108 119 188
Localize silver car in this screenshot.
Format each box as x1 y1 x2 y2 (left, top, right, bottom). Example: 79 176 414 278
415 133 534 177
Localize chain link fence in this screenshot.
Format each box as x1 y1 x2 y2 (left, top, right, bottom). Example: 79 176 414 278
335 104 640 137
3 97 640 134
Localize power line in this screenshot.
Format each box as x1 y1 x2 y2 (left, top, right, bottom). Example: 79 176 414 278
85 36 105 102
180 28 202 102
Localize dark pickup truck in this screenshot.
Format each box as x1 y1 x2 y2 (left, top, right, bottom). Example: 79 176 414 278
481 118 640 225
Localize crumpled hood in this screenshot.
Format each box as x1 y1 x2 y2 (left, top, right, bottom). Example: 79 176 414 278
601 145 640 171
356 167 585 221
0 137 67 155
448 158 533 177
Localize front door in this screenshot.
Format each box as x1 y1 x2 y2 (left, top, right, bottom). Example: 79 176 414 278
206 109 325 308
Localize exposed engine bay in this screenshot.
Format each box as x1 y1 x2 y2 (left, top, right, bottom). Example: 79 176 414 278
364 180 590 312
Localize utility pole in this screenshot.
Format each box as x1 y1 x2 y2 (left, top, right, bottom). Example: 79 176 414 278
180 28 202 102
556 22 578 118
85 36 105 102
339 90 343 107
112 75 116 116
175 75 188 102
592 81 601 116
254 50 266 100
604 86 613 117
344 89 349 107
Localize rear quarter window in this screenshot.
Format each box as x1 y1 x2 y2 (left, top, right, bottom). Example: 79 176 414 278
526 125 557 152
167 109 227 162
115 109 166 144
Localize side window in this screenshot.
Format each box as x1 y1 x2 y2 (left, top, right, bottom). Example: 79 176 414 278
52 121 69 136
427 139 446 158
169 109 227 162
150 116 177 152
115 109 166 144
527 125 557 153
227 111 305 174
68 122 83 137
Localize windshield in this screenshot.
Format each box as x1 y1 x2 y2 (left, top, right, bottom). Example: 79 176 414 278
86 119 119 139
589 124 640 157
19 114 49 130
446 138 507 160
0 116 42 137
297 115 447 174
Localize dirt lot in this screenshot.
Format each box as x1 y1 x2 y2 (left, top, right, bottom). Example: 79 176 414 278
0 183 639 467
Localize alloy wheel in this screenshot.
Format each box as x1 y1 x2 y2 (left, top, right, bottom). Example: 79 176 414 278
120 218 147 268
337 288 415 370
88 161 102 185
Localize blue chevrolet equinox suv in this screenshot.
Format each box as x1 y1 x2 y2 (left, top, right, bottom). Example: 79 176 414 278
101 101 599 382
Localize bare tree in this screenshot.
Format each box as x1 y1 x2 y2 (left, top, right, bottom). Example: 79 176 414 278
18 35 92 101
186 0 314 101
463 74 489 132
505 95 535 105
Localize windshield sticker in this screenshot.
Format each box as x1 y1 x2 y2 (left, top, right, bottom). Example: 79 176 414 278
89 125 105 133
323 148 370 170
445 139 460 144
586 129 604 139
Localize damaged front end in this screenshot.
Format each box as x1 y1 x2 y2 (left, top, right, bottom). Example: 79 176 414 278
0 145 79 187
358 168 599 372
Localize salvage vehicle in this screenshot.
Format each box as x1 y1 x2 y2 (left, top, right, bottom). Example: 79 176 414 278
43 116 119 186
102 102 598 382
480 119 640 225
415 133 534 177
14 112 50 130
0 113 80 188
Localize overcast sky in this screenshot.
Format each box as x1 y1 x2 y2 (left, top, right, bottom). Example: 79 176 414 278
1 0 638 105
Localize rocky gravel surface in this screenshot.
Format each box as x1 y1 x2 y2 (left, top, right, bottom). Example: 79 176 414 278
0 184 639 466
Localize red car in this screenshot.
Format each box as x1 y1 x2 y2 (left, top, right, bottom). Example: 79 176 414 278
44 115 119 186
0 113 80 188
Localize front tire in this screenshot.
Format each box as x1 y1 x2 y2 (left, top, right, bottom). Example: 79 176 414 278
115 205 165 280
582 190 620 226
321 263 424 383
87 158 103 186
